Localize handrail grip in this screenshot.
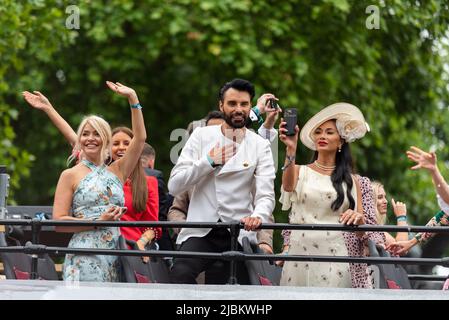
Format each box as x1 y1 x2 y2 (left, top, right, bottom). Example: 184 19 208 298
1 219 449 234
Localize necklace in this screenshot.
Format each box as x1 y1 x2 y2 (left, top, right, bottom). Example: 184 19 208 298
313 160 336 171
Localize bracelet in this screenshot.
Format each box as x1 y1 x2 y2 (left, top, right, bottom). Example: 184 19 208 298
138 236 148 244
414 233 423 243
281 155 296 171
396 215 407 222
130 102 142 109
143 227 159 240
251 106 264 125
206 154 215 167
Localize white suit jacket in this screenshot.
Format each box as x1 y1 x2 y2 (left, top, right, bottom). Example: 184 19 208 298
168 125 275 245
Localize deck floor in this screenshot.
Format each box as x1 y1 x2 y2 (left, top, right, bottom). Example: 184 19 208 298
0 280 448 300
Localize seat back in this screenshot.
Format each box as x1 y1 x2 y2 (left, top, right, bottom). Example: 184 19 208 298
6 206 53 219
368 240 412 289
242 236 281 286
118 236 170 283
0 233 58 280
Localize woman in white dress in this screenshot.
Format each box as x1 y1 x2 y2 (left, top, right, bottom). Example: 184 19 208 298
279 103 370 287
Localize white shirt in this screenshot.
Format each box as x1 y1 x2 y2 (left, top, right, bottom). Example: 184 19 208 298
437 194 449 214
168 125 276 245
257 124 278 143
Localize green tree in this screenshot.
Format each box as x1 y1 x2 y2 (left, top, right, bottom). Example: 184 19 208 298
0 0 76 200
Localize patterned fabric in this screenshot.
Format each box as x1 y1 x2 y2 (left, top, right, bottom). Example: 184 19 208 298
280 166 356 287
63 160 124 282
279 170 386 288
342 175 386 288
281 229 291 246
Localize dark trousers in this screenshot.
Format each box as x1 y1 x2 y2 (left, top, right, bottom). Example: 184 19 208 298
157 229 175 251
170 227 249 284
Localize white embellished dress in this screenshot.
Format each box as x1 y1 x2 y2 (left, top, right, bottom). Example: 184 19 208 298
280 165 357 288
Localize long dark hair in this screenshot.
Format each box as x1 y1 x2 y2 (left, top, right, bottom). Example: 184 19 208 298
312 142 355 211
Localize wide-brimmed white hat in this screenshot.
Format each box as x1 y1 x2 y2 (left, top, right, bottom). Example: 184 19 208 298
300 102 370 151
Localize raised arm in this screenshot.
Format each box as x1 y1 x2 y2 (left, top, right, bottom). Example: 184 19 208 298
22 91 77 146
106 81 146 182
258 104 281 143
391 198 409 242
407 146 449 204
279 118 300 192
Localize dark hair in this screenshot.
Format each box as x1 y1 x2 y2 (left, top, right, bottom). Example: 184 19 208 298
142 143 156 159
204 111 225 125
218 79 255 102
312 142 355 211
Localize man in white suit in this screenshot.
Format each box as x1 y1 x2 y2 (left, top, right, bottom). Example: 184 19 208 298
168 79 275 284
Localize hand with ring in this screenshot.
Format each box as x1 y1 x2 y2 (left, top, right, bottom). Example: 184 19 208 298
99 206 122 221
339 209 365 225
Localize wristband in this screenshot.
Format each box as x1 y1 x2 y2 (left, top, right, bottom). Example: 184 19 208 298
281 155 296 171
130 103 142 109
414 233 422 243
250 107 263 125
138 236 148 244
207 154 219 168
396 215 407 222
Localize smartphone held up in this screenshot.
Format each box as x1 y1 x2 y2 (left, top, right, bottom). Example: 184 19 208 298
284 108 297 136
267 98 279 110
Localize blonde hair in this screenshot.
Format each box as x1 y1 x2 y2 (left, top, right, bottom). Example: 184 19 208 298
371 181 386 225
68 115 112 166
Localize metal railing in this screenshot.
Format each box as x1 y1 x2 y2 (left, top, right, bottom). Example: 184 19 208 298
1 218 449 284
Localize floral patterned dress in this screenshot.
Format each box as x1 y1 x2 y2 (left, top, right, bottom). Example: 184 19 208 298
63 160 124 282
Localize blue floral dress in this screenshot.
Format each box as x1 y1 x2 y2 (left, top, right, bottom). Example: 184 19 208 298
63 160 124 282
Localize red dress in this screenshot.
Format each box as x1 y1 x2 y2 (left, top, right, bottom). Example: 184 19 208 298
120 176 161 242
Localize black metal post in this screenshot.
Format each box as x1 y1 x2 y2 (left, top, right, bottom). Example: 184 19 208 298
227 222 241 285
30 218 42 280
0 166 9 233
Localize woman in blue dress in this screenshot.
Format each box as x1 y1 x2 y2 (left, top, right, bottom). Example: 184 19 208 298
49 81 146 281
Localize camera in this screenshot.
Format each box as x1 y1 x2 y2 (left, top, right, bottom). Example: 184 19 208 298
267 98 278 110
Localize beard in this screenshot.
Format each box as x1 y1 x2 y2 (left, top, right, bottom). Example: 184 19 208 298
223 111 248 129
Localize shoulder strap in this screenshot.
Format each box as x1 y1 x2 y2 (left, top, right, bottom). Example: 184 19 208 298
81 159 98 171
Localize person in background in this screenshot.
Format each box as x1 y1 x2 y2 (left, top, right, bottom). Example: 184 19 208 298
141 143 174 252
388 146 449 255
371 181 409 247
112 128 161 258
